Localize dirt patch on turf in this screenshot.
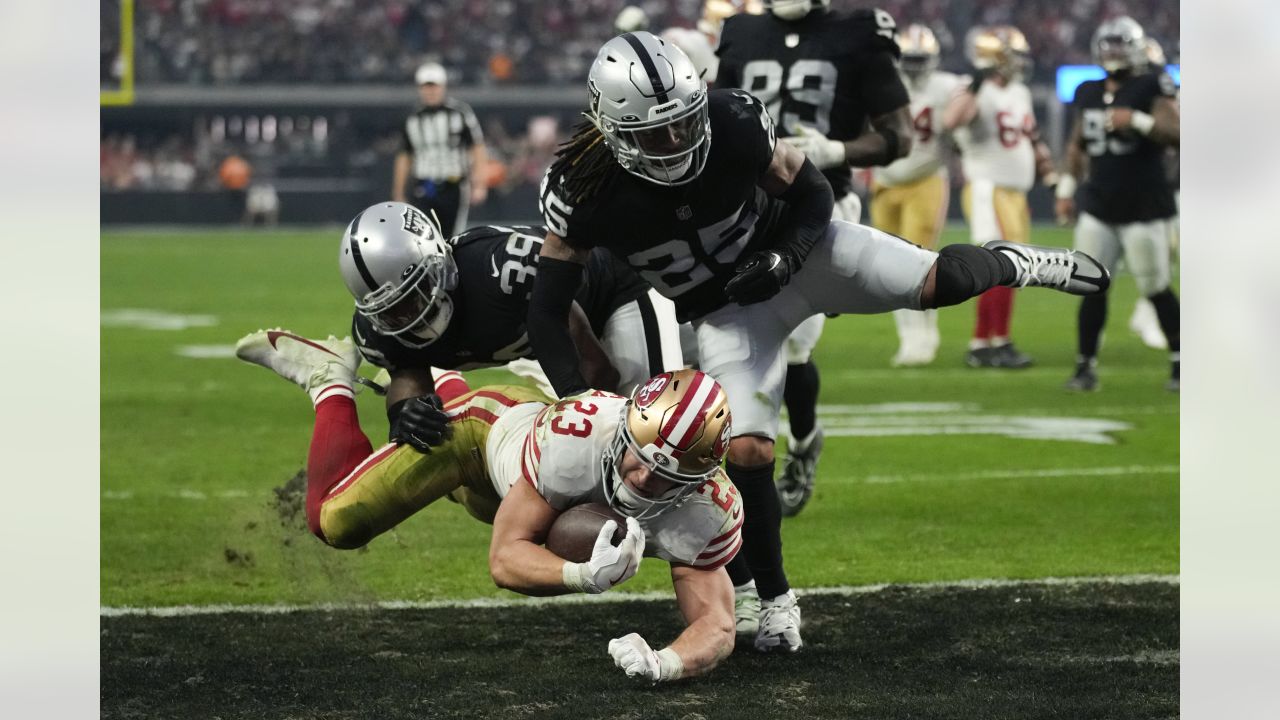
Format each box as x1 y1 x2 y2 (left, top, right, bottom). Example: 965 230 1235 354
271 468 308 531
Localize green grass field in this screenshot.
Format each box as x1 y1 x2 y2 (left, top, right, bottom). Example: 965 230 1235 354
101 224 1178 718
101 225 1177 607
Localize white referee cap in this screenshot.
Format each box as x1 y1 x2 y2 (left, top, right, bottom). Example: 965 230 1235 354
415 62 447 86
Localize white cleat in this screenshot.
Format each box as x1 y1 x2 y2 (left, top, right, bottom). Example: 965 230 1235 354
755 590 803 653
734 582 761 637
1128 299 1168 350
986 241 1110 296
235 328 359 402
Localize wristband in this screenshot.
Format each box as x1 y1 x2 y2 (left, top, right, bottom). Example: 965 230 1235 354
1130 111 1156 136
1054 174 1077 200
562 561 588 593
655 647 684 681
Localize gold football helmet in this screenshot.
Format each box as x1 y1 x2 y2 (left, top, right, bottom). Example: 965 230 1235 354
898 23 941 81
698 0 763 37
602 369 733 519
1143 36 1166 69
966 25 1031 82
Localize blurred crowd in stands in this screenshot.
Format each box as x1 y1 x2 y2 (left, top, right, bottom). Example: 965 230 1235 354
131 0 1177 86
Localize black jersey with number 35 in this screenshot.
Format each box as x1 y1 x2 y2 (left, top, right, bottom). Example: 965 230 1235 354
1072 71 1178 223
353 224 648 371
540 89 788 323
716 8 909 198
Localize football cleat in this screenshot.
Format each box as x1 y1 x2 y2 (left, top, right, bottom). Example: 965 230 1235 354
1166 360 1180 393
989 342 1034 369
986 241 1111 296
777 425 823 517
235 328 359 403
965 346 997 368
734 581 761 637
1129 299 1168 350
755 590 803 653
1064 363 1100 392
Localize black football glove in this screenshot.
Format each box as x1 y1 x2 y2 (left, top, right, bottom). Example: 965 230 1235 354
390 394 452 453
968 67 991 94
724 251 792 306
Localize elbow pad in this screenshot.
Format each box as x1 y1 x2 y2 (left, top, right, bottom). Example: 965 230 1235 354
527 257 590 397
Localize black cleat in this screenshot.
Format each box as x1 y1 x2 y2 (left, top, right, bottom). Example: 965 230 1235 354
1064 364 1100 392
989 342 1034 369
966 347 997 368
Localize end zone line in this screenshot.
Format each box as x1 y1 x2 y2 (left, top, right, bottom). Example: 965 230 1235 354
101 573 1178 618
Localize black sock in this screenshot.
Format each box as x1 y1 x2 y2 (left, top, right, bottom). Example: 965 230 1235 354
931 244 1017 307
725 552 753 587
1078 294 1108 359
784 361 820 441
726 460 789 599
1148 289 1180 353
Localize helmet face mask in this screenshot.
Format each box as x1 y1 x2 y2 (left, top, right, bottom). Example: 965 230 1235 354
967 26 1031 82
339 203 458 348
600 370 732 521
588 31 711 186
898 24 941 83
1092 16 1147 74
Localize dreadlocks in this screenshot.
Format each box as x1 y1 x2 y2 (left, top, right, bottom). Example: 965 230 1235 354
546 118 623 206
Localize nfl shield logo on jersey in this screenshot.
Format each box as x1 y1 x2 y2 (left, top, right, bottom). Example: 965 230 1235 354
635 373 672 408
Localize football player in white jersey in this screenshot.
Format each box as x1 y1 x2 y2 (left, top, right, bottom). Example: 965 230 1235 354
234 328 742 683
945 26 1059 369
870 24 964 367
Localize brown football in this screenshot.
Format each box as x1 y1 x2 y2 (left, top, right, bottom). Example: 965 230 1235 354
544 503 627 563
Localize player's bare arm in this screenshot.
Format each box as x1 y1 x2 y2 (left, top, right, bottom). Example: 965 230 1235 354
843 106 914 166
384 366 435 408
490 479 644 597
469 143 489 204
942 83 979 130
1108 95 1179 148
489 479 571 596
527 231 595 397
665 563 736 679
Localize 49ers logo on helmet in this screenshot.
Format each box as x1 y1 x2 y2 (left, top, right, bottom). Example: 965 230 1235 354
634 373 672 408
712 420 732 460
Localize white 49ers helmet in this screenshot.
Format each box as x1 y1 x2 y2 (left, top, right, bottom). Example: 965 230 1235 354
338 202 458 348
587 31 710 186
602 369 733 520
898 23 941 82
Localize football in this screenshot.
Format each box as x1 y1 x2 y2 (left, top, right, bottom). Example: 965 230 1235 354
544 502 627 563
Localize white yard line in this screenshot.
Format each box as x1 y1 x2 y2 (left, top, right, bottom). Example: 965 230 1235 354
101 573 1178 617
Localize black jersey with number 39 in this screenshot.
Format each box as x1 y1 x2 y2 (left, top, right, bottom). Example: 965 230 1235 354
716 8 909 198
540 89 786 322
1072 71 1178 223
353 224 648 371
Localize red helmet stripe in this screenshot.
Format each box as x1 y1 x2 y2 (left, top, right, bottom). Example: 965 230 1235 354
660 372 720 450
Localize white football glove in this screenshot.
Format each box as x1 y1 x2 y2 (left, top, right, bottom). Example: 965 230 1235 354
607 633 684 683
562 516 645 594
784 125 847 170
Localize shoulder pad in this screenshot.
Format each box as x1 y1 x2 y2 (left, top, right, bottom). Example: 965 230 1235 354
713 89 777 154
526 394 625 510
847 8 901 57
656 472 743 569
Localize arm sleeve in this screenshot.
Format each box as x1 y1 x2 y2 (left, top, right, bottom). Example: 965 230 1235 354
772 158 834 268
527 257 590 397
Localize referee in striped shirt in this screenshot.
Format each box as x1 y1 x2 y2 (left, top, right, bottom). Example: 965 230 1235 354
392 62 488 236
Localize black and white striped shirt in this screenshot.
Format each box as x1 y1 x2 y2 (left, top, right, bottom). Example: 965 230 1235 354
400 98 484 182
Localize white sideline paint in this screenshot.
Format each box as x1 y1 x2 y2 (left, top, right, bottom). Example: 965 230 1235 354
101 308 218 330
100 573 1178 617
814 403 1132 444
860 464 1179 484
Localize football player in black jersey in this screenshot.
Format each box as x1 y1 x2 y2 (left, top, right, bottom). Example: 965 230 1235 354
528 32 1110 653
336 202 682 445
714 5 913 609
1055 17 1181 392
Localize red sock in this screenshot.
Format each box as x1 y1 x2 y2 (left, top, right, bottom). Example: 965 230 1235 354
989 285 1015 339
433 369 471 404
974 289 996 340
305 395 373 540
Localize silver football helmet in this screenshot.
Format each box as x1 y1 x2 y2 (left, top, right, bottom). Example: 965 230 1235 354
1092 16 1146 74
338 202 458 348
587 31 710 186
763 0 829 21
